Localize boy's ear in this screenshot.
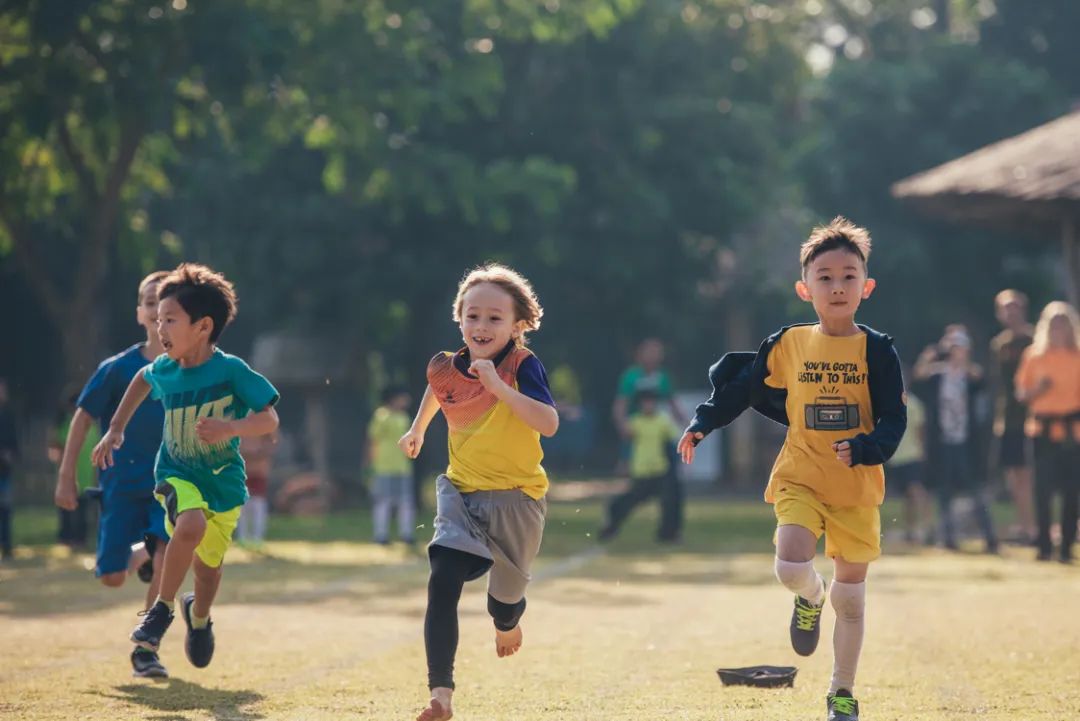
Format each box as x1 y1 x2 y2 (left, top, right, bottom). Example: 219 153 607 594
198 316 215 338
795 280 813 302
861 277 877 299
512 319 528 339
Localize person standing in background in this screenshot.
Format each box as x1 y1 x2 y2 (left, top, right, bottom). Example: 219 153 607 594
989 290 1035 544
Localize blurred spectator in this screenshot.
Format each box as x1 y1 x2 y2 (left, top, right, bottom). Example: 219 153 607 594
543 365 594 472
1014 301 1080 563
237 432 276 547
914 327 998 552
612 338 682 473
366 387 415 545
49 393 101 549
886 380 933 544
0 379 16 561
599 389 683 543
989 289 1035 543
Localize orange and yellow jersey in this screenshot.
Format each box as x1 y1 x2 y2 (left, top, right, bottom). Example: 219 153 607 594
764 325 884 508
427 342 555 499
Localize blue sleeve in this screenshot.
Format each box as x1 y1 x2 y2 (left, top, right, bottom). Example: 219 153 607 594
231 357 280 411
516 355 555 406
844 341 908 467
76 359 116 420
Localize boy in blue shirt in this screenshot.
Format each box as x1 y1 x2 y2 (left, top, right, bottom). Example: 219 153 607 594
54 271 171 678
93 263 280 670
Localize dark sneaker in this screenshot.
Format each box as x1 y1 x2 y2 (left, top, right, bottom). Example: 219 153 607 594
827 689 860 720
130 647 168 678
790 595 824 656
131 601 174 652
180 591 215 668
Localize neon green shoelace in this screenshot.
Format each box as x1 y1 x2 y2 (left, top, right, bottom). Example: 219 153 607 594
794 598 822 631
830 695 857 715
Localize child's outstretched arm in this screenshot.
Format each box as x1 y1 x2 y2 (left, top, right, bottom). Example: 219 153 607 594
197 406 279 445
399 384 441 458
470 359 558 437
679 352 758 463
91 369 152 469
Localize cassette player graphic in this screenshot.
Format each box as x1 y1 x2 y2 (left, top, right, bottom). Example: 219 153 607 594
804 391 860 431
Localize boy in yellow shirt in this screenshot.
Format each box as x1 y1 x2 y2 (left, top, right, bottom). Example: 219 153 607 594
679 218 906 721
600 388 683 542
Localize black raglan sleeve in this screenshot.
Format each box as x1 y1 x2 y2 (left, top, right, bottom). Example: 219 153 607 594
844 340 907 466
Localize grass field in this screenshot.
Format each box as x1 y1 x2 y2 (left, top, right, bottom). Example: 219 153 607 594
1 494 1078 720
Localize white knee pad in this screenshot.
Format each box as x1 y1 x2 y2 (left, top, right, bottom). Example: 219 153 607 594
829 580 866 620
774 558 823 600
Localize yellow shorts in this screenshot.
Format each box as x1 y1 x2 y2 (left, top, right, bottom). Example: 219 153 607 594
155 477 242 568
772 483 880 563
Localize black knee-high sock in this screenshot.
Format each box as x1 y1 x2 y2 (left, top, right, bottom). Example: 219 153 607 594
425 546 492 690
487 594 527 631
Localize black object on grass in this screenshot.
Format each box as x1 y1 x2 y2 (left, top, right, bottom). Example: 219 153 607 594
716 665 797 688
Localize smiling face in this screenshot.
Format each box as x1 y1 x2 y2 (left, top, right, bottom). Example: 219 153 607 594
156 295 213 361
797 248 875 326
458 282 523 360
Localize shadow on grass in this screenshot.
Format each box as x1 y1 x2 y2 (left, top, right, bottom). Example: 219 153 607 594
91 678 264 721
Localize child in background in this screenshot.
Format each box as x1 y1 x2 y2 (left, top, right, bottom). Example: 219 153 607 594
599 388 683 542
237 433 276 548
367 387 415 545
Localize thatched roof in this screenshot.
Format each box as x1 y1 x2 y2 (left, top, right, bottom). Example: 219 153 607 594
891 110 1080 230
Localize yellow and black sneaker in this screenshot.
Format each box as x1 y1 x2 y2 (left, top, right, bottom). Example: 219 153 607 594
180 591 215 668
790 595 824 656
131 600 174 652
827 689 860 721
130 647 168 679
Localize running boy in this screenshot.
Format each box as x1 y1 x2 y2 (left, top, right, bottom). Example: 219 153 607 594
398 263 558 721
678 218 906 721
92 263 280 670
54 271 171 678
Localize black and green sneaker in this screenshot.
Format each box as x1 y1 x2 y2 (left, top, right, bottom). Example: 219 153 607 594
180 591 215 668
131 600 174 652
827 689 860 721
130 647 168 678
790 595 824 656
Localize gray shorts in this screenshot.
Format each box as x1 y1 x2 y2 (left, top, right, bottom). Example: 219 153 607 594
430 474 547 603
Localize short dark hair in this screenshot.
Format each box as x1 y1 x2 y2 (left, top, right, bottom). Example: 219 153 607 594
800 216 871 274
158 263 238 343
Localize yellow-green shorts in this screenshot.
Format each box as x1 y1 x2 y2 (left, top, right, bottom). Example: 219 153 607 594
772 483 880 563
155 477 242 568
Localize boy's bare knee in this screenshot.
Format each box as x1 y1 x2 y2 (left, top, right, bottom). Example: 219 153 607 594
171 512 207 545
775 524 817 562
99 572 125 588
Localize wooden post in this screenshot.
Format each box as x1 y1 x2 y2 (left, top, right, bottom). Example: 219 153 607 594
1064 216 1080 307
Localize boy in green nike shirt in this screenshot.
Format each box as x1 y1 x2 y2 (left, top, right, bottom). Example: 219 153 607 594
93 263 280 669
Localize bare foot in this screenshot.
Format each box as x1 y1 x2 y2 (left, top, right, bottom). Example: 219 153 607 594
416 687 453 721
495 625 523 658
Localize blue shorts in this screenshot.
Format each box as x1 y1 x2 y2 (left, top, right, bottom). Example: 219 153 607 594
96 488 168 577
